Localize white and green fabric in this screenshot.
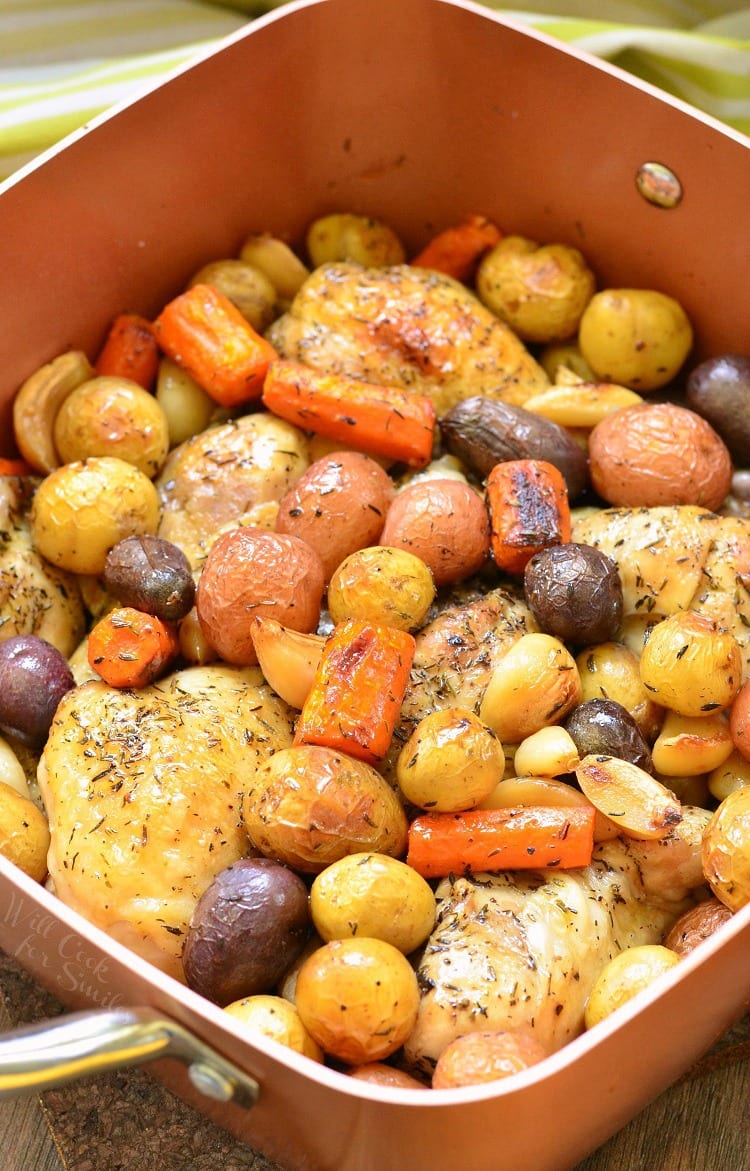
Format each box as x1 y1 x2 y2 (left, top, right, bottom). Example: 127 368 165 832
0 0 748 183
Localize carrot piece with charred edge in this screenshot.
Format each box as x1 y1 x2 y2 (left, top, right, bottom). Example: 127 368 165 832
0 457 35 476
410 214 502 283
94 313 160 389
406 805 596 879
294 618 416 765
262 358 436 469
486 458 571 575
154 283 278 407
87 606 180 689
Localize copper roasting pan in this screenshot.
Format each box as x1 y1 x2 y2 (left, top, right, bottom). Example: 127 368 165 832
0 1 749 1168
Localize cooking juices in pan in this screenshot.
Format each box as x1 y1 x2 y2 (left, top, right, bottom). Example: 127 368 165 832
2 208 750 1091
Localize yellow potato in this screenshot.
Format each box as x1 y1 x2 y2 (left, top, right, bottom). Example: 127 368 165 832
310 852 436 954
53 376 170 477
306 213 405 267
224 994 323 1062
30 457 160 575
155 358 216 448
584 945 681 1029
575 641 664 744
397 707 504 812
578 288 693 391
295 937 420 1064
188 259 277 332
477 235 595 343
639 611 742 718
702 786 750 911
327 545 435 631
0 780 50 882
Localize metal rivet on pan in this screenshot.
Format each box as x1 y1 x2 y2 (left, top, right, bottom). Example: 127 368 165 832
635 162 683 209
188 1060 238 1102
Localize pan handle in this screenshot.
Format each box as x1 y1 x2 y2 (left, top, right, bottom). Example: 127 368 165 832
0 1006 259 1107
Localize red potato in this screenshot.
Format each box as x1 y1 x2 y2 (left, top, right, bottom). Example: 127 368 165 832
379 478 490 587
588 401 733 511
275 451 395 580
432 1029 550 1089
196 527 325 665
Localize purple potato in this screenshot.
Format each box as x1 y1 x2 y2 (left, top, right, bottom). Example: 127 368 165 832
0 635 75 747
182 856 311 1006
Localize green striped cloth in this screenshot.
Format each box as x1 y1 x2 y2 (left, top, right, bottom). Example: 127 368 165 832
1 1 748 183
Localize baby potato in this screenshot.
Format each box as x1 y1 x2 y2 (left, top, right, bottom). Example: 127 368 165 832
155 357 216 447
432 1029 549 1089
53 376 170 478
480 633 582 744
275 451 395 581
30 456 160 575
224 995 323 1062
663 898 733 957
348 1063 427 1089
182 856 311 1007
380 478 490 587
564 699 653 774
702 785 750 911
310 852 436 954
578 288 693 391
327 545 435 631
576 641 664 744
0 779 50 882
196 527 325 665
639 611 742 718
589 402 732 511
523 542 623 647
396 707 505 812
188 259 277 332
306 213 406 268
584 945 681 1029
294 937 420 1064
476 236 595 344
243 744 408 874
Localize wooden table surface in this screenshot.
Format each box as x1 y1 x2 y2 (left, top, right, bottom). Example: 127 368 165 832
1 949 748 1171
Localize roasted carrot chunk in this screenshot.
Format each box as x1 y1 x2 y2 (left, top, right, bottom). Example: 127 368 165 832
406 805 596 878
154 283 277 407
294 618 416 764
410 214 502 283
0 457 35 476
87 606 180 689
486 458 571 575
94 313 160 389
262 358 436 468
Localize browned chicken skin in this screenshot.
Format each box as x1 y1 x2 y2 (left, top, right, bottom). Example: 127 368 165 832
267 263 550 415
404 807 711 1075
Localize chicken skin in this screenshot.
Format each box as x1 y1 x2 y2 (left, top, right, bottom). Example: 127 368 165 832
156 412 310 568
267 263 550 416
38 664 294 980
404 806 711 1075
